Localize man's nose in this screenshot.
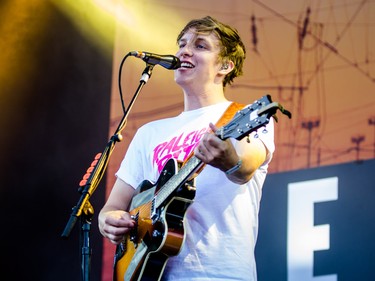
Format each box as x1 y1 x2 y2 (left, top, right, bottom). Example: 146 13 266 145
178 44 193 57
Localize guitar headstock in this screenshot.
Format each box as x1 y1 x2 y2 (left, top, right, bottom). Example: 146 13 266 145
216 95 292 140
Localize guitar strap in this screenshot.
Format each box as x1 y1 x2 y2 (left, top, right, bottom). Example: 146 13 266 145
215 102 245 128
181 101 245 176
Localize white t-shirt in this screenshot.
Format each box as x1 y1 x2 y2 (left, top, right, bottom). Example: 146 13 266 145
116 101 275 281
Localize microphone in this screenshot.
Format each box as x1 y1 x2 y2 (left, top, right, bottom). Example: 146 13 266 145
129 51 181 70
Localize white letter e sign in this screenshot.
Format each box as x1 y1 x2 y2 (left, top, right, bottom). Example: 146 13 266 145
287 177 338 281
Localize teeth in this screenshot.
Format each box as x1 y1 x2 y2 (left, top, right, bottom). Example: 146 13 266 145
181 62 194 68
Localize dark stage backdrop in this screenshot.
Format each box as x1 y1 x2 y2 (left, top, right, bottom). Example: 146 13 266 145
0 3 112 281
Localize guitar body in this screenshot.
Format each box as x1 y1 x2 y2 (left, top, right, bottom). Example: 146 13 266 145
113 158 196 281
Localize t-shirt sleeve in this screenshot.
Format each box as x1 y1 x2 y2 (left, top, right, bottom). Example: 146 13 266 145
115 127 148 190
258 117 275 163
247 107 275 165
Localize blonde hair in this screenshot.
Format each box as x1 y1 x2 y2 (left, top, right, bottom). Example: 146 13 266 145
177 16 246 87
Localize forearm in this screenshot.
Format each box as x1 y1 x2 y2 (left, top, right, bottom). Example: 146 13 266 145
224 138 268 184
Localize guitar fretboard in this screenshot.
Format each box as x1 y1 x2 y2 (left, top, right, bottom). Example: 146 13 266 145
155 155 203 208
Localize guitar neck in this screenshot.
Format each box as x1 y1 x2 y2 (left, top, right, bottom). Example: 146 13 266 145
155 155 203 208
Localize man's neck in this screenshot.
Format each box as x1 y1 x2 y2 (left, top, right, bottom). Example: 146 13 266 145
182 84 228 111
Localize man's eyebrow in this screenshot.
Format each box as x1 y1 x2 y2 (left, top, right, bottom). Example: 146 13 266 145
178 35 214 48
195 37 209 43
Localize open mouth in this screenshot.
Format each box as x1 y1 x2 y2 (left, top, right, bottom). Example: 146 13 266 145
180 62 195 68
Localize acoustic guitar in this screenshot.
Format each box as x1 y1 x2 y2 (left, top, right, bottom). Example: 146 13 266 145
113 95 291 281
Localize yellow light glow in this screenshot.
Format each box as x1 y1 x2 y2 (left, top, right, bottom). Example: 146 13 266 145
50 0 186 59
0 1 52 97
50 0 117 59
93 0 137 27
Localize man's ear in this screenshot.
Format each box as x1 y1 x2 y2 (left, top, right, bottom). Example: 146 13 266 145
218 60 234 75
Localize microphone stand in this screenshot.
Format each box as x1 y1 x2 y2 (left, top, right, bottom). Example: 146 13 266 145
61 63 155 281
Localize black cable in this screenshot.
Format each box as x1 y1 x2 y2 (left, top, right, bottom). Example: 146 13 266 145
117 52 132 114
